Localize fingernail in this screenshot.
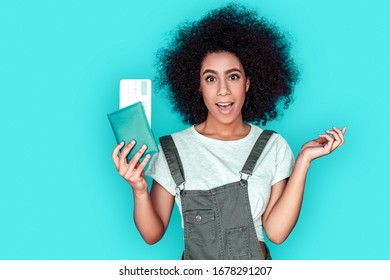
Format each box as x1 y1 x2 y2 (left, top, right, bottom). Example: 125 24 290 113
130 140 135 145
142 144 147 149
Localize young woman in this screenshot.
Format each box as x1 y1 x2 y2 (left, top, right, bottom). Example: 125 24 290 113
111 4 346 259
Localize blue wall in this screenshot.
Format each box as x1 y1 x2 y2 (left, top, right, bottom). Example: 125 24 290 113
1 0 389 259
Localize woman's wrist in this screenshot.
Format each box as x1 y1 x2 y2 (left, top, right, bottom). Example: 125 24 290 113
132 186 149 199
295 152 312 170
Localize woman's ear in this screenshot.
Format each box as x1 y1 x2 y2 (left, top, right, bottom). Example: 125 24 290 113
246 77 250 92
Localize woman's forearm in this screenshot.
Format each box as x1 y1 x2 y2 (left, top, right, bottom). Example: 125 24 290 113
263 154 311 244
263 126 346 244
133 190 166 245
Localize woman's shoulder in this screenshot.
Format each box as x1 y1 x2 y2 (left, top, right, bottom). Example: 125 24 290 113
159 126 198 151
165 126 196 146
171 126 195 138
250 124 291 149
158 126 194 143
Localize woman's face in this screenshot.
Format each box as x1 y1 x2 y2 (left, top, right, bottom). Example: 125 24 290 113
199 51 250 126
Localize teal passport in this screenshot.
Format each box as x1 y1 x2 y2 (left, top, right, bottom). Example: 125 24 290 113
107 102 158 162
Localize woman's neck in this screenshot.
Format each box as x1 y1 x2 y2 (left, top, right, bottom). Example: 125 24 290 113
195 118 251 140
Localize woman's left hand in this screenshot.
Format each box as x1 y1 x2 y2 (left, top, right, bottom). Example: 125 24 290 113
299 126 347 164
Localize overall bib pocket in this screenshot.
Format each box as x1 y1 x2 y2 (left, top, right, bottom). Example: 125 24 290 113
226 226 251 259
184 209 216 245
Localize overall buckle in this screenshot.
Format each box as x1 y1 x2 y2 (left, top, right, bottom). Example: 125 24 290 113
239 172 251 187
175 181 186 197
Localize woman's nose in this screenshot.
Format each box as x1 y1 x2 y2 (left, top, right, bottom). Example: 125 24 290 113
218 80 230 96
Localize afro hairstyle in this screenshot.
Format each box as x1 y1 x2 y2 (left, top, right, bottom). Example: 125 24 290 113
156 3 299 125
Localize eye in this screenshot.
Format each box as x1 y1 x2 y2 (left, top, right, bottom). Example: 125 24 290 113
205 76 217 82
229 74 240 81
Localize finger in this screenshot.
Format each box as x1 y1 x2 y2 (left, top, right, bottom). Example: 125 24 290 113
132 154 152 178
326 129 341 150
119 140 136 166
326 129 341 142
112 142 125 158
124 146 149 181
314 134 333 144
318 134 334 152
318 134 334 142
127 144 148 171
333 126 347 136
111 142 125 169
332 126 346 146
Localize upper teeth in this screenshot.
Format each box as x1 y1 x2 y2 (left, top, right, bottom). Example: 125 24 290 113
218 103 231 106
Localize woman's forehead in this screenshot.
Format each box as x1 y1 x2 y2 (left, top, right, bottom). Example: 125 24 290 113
200 51 244 73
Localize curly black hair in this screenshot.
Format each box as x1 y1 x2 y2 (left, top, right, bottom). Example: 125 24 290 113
156 3 299 125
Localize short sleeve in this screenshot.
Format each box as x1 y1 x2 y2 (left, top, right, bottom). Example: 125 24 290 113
145 144 177 196
271 134 295 185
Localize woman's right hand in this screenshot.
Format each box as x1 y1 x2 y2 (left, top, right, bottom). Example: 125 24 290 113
111 141 151 195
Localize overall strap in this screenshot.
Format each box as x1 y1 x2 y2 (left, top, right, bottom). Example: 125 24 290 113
159 135 185 189
240 130 275 178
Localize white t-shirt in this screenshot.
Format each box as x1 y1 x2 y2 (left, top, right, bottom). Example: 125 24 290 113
146 124 294 241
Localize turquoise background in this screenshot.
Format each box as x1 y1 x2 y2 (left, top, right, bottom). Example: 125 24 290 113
1 0 389 260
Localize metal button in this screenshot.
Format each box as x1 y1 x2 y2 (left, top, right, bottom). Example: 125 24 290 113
240 179 248 187
195 214 202 222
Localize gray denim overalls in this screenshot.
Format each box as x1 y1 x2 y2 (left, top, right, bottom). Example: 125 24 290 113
159 130 274 260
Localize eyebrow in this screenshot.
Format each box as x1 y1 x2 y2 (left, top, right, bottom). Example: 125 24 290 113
202 68 243 76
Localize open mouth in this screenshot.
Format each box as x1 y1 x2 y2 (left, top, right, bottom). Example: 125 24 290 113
216 102 234 111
